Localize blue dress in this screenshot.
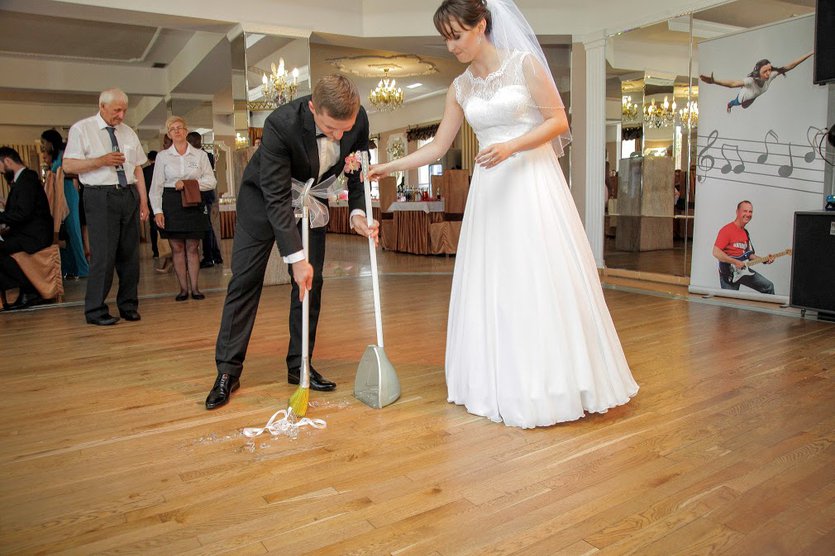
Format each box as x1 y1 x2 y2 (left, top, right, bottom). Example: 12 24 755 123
54 151 89 277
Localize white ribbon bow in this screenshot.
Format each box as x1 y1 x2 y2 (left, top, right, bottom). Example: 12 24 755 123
291 175 344 228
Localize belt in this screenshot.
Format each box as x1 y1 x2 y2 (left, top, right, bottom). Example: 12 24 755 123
85 183 134 189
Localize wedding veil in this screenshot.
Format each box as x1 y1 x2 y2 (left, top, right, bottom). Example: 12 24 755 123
487 0 572 156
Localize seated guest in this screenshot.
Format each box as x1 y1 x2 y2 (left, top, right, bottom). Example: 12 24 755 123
150 117 217 300
0 147 53 310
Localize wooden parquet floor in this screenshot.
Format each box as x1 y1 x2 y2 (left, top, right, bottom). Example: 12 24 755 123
1 248 834 554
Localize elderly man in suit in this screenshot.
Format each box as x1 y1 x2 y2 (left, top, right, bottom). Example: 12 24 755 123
206 74 377 409
0 147 53 310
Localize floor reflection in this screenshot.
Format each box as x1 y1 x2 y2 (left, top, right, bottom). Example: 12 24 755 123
603 237 692 277
20 233 458 309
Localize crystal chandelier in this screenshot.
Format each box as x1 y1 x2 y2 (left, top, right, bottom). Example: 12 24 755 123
678 100 699 128
249 58 299 111
369 69 404 112
643 96 676 129
621 96 640 125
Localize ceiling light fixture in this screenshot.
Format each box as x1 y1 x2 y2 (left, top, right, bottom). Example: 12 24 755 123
369 68 404 112
248 58 299 111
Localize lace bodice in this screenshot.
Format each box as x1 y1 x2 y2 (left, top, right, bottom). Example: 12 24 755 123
453 51 544 147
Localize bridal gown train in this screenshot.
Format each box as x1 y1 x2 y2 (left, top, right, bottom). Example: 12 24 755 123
445 51 638 428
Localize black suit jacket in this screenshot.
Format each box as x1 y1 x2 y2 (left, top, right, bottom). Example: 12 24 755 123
236 95 369 256
0 168 53 254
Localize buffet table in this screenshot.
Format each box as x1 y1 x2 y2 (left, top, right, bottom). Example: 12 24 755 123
387 201 446 255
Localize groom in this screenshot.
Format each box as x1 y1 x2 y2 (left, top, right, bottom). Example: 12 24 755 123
206 74 374 409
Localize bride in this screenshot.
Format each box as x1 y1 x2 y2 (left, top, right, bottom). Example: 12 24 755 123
367 0 638 428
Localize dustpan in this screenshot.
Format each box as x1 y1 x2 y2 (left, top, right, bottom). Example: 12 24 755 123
354 151 400 409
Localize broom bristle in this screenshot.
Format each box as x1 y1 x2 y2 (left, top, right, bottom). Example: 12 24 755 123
288 386 309 417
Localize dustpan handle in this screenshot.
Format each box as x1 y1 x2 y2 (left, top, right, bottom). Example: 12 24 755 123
361 151 384 347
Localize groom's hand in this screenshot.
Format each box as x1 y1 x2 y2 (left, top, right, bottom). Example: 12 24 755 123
291 260 314 301
351 213 380 247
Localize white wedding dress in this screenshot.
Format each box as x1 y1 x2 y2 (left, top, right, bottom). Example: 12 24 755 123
446 51 639 428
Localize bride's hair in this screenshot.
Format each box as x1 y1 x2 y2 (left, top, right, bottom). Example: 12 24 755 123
433 0 492 40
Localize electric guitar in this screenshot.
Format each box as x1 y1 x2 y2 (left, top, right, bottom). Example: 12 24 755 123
731 248 792 282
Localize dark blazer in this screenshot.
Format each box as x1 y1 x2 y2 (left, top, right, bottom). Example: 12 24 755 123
236 95 369 256
0 168 53 254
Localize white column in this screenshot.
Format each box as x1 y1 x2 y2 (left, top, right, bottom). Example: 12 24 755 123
583 35 607 268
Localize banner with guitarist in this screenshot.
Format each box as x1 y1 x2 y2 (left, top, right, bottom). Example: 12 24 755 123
712 200 792 294
689 14 826 302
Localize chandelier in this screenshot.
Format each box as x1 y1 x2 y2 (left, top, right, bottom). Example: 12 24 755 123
621 96 640 125
643 96 676 129
678 100 699 128
369 69 404 112
248 58 299 111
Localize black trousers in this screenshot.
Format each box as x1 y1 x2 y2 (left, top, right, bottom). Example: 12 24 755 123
0 253 35 294
201 191 222 262
83 185 140 320
148 210 159 256
215 221 326 377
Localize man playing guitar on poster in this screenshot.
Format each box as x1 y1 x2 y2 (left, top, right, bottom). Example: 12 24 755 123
713 200 778 294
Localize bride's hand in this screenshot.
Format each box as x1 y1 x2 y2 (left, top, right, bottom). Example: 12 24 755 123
366 163 391 181
476 142 512 169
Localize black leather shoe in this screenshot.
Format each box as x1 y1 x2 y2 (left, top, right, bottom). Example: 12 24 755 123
119 310 141 321
175 291 189 302
205 373 240 409
6 292 42 311
191 291 205 300
87 314 120 326
288 367 336 391
199 260 214 269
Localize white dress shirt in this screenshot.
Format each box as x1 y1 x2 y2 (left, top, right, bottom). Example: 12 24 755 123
64 113 147 185
149 144 217 215
282 130 340 264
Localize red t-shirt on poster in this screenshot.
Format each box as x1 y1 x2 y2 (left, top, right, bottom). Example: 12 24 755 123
714 223 751 259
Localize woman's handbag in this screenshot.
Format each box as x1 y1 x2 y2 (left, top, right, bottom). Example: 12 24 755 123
180 179 202 207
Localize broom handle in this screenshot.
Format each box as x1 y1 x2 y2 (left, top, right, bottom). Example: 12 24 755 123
301 204 310 389
361 152 384 347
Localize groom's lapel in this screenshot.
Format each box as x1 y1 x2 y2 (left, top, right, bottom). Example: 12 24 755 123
301 103 319 180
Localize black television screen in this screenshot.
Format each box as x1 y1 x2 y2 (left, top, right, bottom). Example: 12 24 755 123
814 0 835 84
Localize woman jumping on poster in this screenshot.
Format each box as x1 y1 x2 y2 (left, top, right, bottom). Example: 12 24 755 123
700 52 812 113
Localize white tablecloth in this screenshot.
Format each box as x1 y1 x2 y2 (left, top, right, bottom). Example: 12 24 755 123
386 201 445 213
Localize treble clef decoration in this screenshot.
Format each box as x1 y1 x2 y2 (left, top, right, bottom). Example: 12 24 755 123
697 130 718 182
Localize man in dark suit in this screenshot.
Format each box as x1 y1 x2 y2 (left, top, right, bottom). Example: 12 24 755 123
186 131 223 268
143 150 159 258
0 147 53 310
206 74 377 409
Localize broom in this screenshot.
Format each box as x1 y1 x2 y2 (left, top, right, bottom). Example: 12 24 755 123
288 178 315 417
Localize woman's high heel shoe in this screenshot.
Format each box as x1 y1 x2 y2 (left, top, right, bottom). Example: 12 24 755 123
175 291 189 302
191 291 205 300
155 257 173 273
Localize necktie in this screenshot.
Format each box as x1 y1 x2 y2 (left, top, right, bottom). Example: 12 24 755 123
105 126 128 188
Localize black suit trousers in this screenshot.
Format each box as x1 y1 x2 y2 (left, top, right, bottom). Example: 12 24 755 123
83 186 140 319
214 220 326 377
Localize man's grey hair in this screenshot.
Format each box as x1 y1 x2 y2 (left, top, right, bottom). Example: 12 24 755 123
99 88 128 106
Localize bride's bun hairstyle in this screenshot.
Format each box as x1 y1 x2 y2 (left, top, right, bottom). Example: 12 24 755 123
433 0 492 40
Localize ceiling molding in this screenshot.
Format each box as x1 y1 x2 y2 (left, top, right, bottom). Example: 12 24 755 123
327 54 438 78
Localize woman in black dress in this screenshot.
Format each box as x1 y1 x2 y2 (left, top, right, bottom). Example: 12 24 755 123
150 116 217 300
